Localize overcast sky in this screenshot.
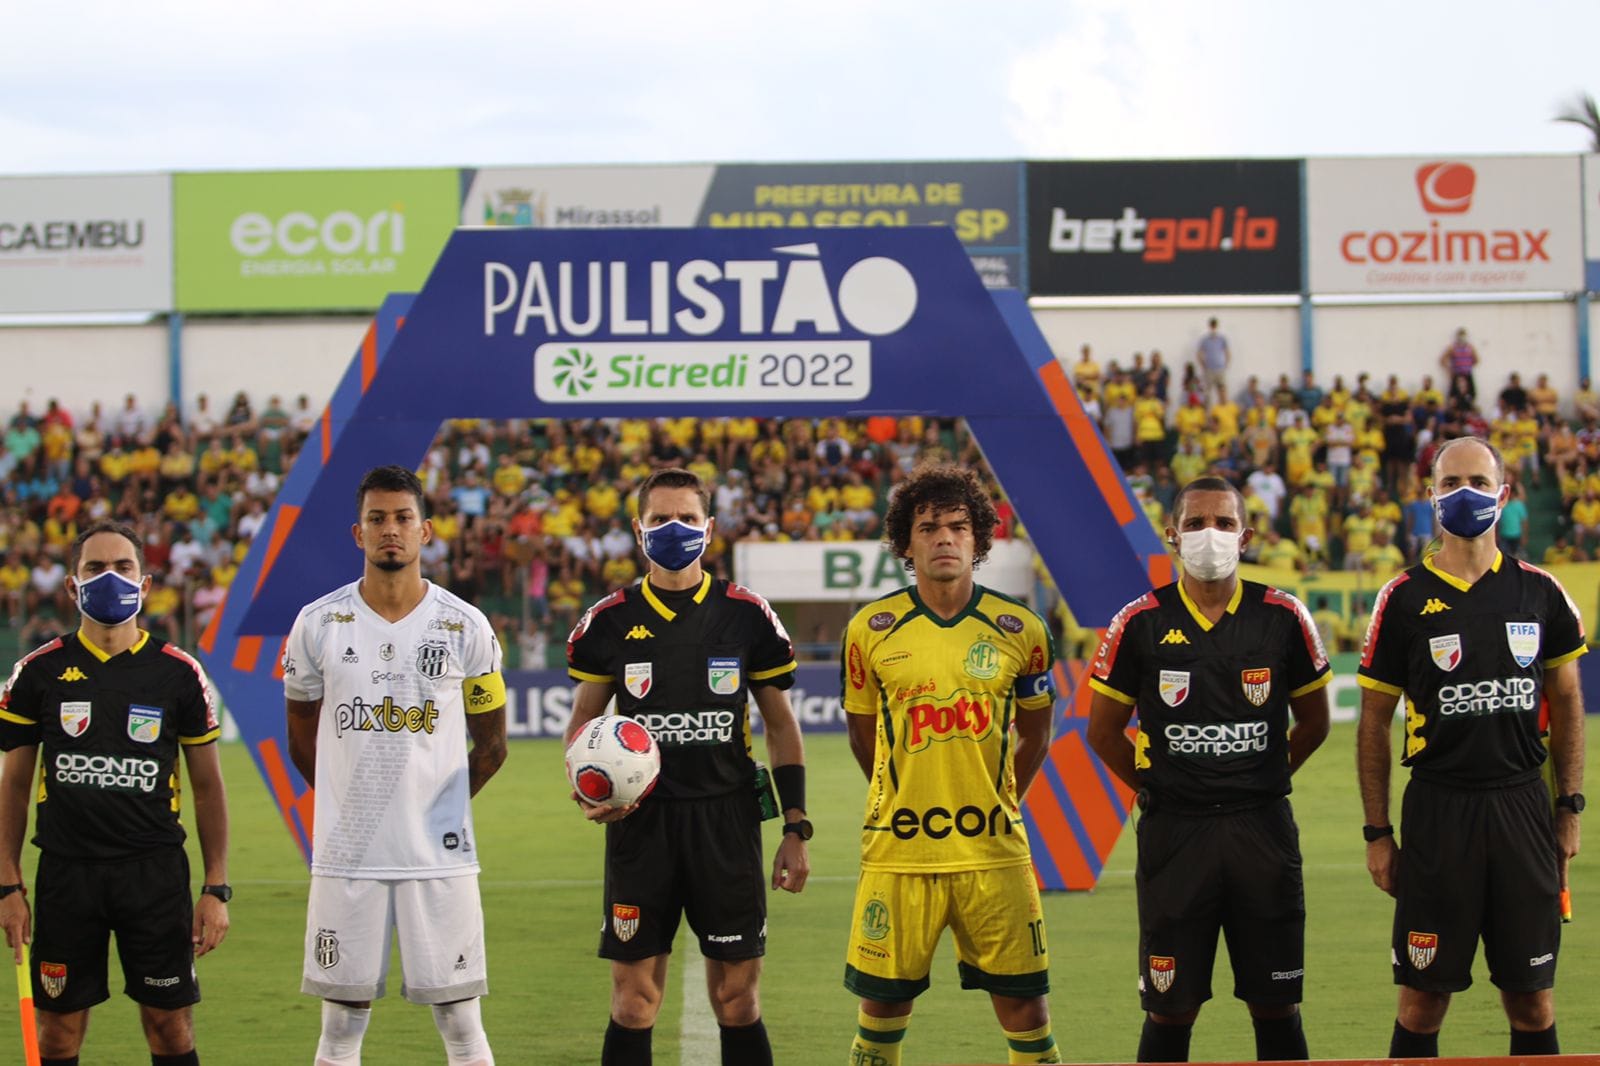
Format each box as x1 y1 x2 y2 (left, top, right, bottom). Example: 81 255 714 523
5 0 1598 176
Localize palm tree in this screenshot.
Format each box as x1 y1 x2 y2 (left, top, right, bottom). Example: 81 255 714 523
1554 92 1600 151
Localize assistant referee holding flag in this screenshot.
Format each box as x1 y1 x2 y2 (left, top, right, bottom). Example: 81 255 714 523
1358 437 1585 1057
1088 476 1330 1062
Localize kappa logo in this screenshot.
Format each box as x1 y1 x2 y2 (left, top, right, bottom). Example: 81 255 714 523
624 625 654 640
613 904 640 942
1149 956 1176 994
1419 598 1451 615
1159 629 1190 645
1408 931 1438 970
56 667 87 682
39 961 66 998
1429 634 1462 672
316 929 340 970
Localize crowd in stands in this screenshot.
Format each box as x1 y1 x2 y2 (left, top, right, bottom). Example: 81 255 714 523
2 323 1593 671
0 392 1005 669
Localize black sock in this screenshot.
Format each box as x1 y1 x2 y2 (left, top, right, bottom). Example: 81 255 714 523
602 1018 653 1066
1138 1017 1193 1062
152 1053 200 1066
1389 1019 1438 1058
719 1019 773 1066
41 1058 80 1066
1509 1025 1559 1056
1252 1012 1308 1061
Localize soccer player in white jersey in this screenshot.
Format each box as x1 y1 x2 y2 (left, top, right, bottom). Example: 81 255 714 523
284 465 508 1066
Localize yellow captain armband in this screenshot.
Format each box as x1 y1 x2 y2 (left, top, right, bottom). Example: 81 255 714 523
463 671 507 714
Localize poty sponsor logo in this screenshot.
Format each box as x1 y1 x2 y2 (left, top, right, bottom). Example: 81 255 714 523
334 696 440 737
1163 720 1269 757
632 709 736 745
1437 677 1539 717
904 692 993 752
53 752 160 792
1047 205 1281 262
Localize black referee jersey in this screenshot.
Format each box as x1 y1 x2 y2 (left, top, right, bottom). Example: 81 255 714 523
0 630 221 860
567 575 796 801
1358 552 1587 786
1090 579 1331 810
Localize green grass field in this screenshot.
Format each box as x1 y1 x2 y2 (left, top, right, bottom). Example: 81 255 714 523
9 722 1600 1064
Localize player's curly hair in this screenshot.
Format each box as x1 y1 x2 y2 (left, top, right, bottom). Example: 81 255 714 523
884 463 998 573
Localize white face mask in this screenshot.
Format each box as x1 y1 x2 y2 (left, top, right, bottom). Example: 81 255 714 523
1177 528 1243 582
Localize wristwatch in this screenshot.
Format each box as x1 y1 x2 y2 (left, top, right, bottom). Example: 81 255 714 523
782 819 814 841
0 883 23 900
201 884 233 903
1362 824 1395 842
1556 793 1586 814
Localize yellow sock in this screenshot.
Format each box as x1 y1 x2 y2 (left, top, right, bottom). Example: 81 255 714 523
850 1008 908 1065
1005 1022 1061 1064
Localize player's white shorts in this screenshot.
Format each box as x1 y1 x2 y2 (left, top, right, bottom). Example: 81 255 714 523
301 874 487 1004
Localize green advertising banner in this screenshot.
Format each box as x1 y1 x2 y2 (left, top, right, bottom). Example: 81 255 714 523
174 169 460 312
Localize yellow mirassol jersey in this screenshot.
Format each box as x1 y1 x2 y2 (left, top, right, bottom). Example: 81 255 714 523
842 585 1057 873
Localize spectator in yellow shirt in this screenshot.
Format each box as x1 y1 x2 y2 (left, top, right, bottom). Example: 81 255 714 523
1073 344 1102 399
585 480 623 522
1256 529 1304 574
0 552 29 622
1571 488 1600 551
1174 396 1207 439
492 453 528 498
1342 505 1377 567
163 486 202 524
1358 529 1406 580
600 554 639 591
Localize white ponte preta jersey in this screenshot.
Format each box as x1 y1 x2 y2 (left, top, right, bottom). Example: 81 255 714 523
284 580 502 879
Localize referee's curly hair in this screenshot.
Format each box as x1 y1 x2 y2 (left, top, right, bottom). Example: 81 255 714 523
884 463 999 574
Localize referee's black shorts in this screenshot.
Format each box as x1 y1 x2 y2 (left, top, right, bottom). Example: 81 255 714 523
1392 774 1560 993
599 790 766 962
1135 797 1305 1015
31 846 200 1013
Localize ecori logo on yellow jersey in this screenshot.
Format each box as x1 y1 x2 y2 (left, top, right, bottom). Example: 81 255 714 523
335 696 439 737
904 691 993 752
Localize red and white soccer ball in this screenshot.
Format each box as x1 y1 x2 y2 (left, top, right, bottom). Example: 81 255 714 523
565 715 661 809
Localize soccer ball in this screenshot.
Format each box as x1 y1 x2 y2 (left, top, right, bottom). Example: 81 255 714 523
565 715 661 809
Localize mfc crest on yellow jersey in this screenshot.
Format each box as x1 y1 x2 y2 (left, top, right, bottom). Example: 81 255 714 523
842 585 1056 873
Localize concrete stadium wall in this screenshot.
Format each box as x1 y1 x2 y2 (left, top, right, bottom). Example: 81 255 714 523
179 316 368 419
2 323 169 420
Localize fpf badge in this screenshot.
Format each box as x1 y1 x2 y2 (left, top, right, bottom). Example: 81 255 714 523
1148 955 1175 993
1240 668 1271 707
613 903 640 942
1407 931 1437 970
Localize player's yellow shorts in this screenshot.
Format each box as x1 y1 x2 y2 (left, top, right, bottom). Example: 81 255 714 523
843 864 1049 1002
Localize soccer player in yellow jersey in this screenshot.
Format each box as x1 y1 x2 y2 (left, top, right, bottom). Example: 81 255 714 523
841 464 1061 1065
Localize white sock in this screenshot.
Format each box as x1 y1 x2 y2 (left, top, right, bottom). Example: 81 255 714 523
315 1001 371 1065
433 999 494 1066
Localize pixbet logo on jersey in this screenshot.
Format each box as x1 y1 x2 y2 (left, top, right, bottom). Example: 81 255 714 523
1337 162 1550 267
488 245 918 405
903 691 994 752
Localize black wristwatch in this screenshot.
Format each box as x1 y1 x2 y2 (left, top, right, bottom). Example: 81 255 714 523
0 883 23 900
782 819 814 841
1362 824 1395 843
1556 793 1586 814
201 884 233 903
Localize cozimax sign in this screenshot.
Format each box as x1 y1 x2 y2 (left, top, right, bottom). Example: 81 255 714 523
1307 156 1583 294
1026 160 1302 296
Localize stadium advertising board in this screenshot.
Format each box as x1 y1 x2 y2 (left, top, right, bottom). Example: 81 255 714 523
460 165 715 229
174 169 460 312
732 540 1035 602
1026 160 1302 296
695 163 1024 289
0 174 173 313
1306 156 1584 294
1586 155 1600 292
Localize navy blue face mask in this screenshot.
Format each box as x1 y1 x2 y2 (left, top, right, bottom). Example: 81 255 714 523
1434 485 1501 539
76 570 144 626
640 520 708 572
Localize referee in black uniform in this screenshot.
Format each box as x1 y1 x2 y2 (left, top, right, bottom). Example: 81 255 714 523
564 468 810 1066
1088 476 1330 1062
1358 437 1585 1057
0 520 230 1066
